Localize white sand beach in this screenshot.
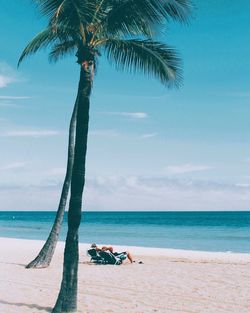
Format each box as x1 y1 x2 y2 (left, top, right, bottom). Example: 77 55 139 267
1 237 250 313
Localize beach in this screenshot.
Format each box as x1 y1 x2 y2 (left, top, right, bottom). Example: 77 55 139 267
1 237 250 313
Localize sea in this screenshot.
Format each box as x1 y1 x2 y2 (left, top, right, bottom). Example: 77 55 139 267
0 211 250 253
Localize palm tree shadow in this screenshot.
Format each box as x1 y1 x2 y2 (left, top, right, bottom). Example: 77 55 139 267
0 299 51 312
0 261 26 267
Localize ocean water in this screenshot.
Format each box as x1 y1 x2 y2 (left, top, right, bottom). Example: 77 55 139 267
0 211 250 253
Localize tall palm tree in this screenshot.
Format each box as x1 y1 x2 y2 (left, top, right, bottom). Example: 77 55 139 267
19 0 192 311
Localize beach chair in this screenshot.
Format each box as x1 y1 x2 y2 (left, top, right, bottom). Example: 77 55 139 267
87 248 105 264
87 248 127 265
98 250 126 265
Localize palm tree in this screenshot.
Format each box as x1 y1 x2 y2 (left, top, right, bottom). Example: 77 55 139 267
19 0 192 311
25 99 77 269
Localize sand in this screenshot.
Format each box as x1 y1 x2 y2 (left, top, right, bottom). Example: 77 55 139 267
0 237 250 313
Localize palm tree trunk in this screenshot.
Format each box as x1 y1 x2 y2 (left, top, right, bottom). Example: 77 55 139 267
52 64 91 313
26 99 78 269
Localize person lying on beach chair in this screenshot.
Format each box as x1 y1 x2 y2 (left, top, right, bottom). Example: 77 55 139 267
89 243 134 263
87 248 126 265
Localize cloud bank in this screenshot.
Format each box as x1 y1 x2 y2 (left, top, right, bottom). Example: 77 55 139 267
1 175 250 211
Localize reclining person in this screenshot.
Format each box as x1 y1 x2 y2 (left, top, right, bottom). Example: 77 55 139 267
90 243 134 263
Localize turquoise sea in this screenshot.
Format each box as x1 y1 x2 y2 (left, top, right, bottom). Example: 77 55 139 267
0 211 250 253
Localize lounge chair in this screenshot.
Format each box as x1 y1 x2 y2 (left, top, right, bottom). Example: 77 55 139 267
87 248 106 264
98 250 123 265
87 249 127 265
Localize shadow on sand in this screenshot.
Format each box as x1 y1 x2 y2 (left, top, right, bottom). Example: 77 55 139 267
0 261 26 267
0 299 51 312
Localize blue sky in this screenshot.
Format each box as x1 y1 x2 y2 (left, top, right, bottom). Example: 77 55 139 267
1 0 250 211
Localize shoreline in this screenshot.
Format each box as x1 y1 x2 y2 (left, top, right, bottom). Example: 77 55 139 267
1 237 250 263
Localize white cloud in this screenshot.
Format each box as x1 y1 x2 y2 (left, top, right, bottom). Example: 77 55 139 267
89 129 120 137
140 133 158 139
0 76 16 88
122 112 148 119
103 111 148 119
82 175 250 211
0 102 23 108
235 183 250 188
164 163 214 174
0 96 31 108
0 162 26 171
0 130 61 138
0 62 19 88
0 96 31 100
44 167 66 178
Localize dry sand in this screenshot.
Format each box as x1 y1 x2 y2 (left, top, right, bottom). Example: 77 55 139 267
1 237 250 313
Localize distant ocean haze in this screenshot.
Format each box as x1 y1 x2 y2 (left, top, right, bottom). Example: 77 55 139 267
0 211 250 253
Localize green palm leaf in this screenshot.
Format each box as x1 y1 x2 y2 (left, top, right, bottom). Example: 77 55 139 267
101 0 192 37
164 0 193 23
35 0 96 24
18 28 57 66
49 40 76 62
101 0 166 37
103 38 182 86
35 0 67 18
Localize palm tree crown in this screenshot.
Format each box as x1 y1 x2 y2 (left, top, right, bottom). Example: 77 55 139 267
19 0 192 85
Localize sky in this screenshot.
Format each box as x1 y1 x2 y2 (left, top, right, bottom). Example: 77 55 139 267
0 0 250 211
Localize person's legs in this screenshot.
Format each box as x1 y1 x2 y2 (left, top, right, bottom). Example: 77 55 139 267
126 251 133 263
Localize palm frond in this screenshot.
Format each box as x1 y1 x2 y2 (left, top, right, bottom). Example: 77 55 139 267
99 0 192 37
49 40 76 62
100 0 166 37
89 0 107 24
18 28 57 66
34 0 66 18
35 0 96 25
164 0 193 23
103 38 182 87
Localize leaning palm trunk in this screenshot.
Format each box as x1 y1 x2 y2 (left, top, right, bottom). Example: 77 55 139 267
26 100 78 269
52 64 91 313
